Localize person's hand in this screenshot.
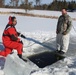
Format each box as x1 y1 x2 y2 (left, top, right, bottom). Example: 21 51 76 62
62 31 67 35
19 40 23 44
21 34 26 39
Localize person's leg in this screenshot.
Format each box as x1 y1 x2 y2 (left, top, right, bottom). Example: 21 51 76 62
0 48 12 57
7 42 23 55
1 41 23 57
56 33 62 51
61 34 70 53
7 42 27 61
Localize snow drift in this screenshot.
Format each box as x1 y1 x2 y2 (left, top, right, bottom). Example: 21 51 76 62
4 53 39 75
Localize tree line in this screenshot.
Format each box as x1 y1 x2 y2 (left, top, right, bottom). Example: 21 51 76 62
0 0 76 11
47 0 76 11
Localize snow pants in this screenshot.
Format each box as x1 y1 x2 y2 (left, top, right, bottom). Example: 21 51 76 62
0 41 23 57
56 33 70 53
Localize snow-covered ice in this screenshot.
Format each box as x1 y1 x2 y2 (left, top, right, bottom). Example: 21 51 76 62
0 8 76 18
0 8 76 75
4 53 39 75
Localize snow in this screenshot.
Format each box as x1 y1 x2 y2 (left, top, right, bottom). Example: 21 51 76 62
0 8 76 19
31 57 76 75
0 8 25 13
29 10 76 19
0 8 76 75
0 70 4 75
4 53 39 75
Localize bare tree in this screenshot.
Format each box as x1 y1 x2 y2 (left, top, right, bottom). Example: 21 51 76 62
35 0 41 9
25 0 28 13
10 0 19 7
35 0 41 6
20 0 33 12
15 0 19 7
28 1 33 10
0 0 5 7
21 0 24 4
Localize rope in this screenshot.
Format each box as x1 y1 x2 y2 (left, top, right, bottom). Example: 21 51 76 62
24 25 76 48
43 37 56 43
24 42 35 48
70 25 76 44
24 37 56 48
73 25 76 34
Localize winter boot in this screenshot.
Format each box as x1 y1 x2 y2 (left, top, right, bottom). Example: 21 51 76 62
18 54 27 62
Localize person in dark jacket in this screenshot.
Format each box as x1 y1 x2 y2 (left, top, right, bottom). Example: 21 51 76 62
0 16 26 59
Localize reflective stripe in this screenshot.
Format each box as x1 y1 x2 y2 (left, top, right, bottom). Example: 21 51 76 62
5 25 13 30
3 33 10 37
5 26 11 30
3 24 14 37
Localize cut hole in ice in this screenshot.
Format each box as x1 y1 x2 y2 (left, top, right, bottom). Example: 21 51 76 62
27 51 65 68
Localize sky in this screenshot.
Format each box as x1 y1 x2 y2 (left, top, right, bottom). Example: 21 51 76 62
5 0 73 5
5 0 52 5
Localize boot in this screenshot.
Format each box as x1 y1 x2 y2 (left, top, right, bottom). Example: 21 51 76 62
18 54 27 62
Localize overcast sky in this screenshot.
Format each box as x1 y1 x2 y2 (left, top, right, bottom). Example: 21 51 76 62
5 0 73 5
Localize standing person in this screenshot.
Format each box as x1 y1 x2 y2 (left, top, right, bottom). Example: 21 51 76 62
56 8 72 54
0 16 26 59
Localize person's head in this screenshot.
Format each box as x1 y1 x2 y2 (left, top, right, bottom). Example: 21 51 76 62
62 8 67 15
8 16 17 26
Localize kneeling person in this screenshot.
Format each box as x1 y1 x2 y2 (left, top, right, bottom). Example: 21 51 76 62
0 16 26 59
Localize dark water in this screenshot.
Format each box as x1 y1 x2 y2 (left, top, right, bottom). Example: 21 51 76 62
28 51 65 68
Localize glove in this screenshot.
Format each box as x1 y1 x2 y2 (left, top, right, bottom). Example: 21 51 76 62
62 31 67 35
21 34 26 39
19 40 23 44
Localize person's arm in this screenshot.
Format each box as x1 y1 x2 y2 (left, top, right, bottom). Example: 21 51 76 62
17 32 26 39
17 32 21 36
56 17 60 34
8 28 20 42
66 16 72 34
10 34 20 41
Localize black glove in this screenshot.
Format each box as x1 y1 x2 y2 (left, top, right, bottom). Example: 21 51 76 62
19 40 23 44
21 34 26 39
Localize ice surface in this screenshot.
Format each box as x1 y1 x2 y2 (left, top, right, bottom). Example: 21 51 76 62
0 8 76 19
4 53 39 75
0 8 76 75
